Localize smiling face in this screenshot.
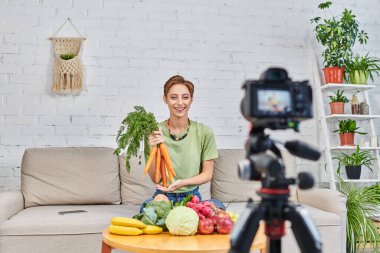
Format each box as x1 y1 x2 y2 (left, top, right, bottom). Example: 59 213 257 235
164 83 193 119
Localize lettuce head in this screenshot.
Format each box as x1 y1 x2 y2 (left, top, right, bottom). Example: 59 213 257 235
165 206 199 236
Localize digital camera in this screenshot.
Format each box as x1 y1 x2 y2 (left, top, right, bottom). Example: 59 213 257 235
240 68 313 131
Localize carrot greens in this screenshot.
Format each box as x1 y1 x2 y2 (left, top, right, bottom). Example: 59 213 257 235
114 106 158 172
114 105 176 185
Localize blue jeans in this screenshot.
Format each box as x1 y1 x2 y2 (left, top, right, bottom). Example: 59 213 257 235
140 187 225 213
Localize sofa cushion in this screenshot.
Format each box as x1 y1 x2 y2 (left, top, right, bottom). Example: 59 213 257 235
120 154 156 204
120 154 212 204
21 147 121 208
211 149 260 202
211 149 297 202
225 202 341 226
0 205 139 236
0 233 103 253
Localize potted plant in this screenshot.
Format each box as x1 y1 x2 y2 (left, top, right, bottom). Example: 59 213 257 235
60 53 76 60
328 90 349 114
311 1 368 84
345 53 380 84
338 179 380 253
333 119 366 146
334 145 374 179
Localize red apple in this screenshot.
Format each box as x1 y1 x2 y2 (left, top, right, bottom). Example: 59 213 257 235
191 195 200 203
217 211 231 219
197 212 205 220
216 217 234 234
198 218 214 234
200 201 212 207
200 206 214 218
210 215 219 227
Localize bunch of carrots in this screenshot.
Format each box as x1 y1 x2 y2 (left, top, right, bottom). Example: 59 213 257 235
114 106 175 186
144 144 176 187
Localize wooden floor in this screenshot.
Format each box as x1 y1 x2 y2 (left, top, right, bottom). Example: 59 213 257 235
360 220 380 253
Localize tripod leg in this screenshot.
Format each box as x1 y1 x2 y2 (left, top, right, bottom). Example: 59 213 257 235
284 203 322 253
229 200 266 253
269 239 281 253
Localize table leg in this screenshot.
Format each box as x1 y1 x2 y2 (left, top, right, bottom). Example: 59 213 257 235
101 241 112 253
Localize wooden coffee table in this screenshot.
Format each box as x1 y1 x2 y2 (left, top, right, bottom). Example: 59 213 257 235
101 224 266 253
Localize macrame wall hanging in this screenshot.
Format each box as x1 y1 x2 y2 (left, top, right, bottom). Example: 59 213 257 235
50 18 86 95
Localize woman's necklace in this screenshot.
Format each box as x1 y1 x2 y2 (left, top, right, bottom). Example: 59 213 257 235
167 119 191 141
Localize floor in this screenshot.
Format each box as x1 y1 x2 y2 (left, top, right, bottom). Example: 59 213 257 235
357 220 380 253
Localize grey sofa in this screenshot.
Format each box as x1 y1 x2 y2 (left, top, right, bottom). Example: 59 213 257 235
0 147 346 253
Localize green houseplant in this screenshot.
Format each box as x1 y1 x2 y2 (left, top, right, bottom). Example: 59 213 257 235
328 90 349 114
334 145 374 179
338 179 380 253
333 119 366 146
60 53 76 60
345 53 380 84
311 1 368 83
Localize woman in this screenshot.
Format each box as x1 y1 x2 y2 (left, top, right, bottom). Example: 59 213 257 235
142 75 224 209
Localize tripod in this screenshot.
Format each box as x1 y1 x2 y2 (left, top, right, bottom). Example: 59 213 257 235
229 129 322 253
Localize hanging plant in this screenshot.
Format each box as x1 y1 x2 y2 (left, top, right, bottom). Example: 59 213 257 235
60 53 76 60
50 18 86 94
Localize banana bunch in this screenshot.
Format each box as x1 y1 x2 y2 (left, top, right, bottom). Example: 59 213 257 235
226 211 240 223
108 217 163 235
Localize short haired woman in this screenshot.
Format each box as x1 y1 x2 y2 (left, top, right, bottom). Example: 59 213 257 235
141 75 224 209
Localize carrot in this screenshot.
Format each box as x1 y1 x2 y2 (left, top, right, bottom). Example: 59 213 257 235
143 146 157 175
160 157 167 187
154 148 161 184
167 164 173 183
159 144 176 178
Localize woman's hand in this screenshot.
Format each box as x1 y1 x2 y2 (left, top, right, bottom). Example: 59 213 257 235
148 127 164 147
156 179 184 192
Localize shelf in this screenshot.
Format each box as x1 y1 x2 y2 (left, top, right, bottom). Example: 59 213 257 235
312 54 380 190
332 179 380 183
329 146 380 151
324 114 380 120
321 84 376 92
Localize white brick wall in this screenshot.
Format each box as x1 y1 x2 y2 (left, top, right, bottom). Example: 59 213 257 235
1 0 379 190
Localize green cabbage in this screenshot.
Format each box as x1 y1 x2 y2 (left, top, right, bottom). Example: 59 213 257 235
165 206 199 236
132 201 171 230
145 201 171 218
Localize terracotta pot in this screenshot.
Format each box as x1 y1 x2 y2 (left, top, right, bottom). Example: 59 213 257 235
339 133 355 146
345 165 361 179
349 70 369 84
323 66 345 84
329 102 344 114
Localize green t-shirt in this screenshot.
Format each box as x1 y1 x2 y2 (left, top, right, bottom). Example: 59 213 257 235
145 120 218 193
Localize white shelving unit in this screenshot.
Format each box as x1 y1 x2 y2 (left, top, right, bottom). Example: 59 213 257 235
329 146 380 151
325 114 380 120
312 54 380 190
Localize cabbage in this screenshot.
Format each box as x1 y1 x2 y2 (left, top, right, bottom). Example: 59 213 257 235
165 206 199 236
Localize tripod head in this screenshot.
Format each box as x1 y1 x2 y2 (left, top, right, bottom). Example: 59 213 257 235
238 126 320 190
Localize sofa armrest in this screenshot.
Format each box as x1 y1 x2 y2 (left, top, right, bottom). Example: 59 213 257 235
297 188 346 253
0 190 24 222
296 188 346 216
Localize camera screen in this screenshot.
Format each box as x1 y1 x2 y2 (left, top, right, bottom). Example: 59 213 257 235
257 90 291 114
